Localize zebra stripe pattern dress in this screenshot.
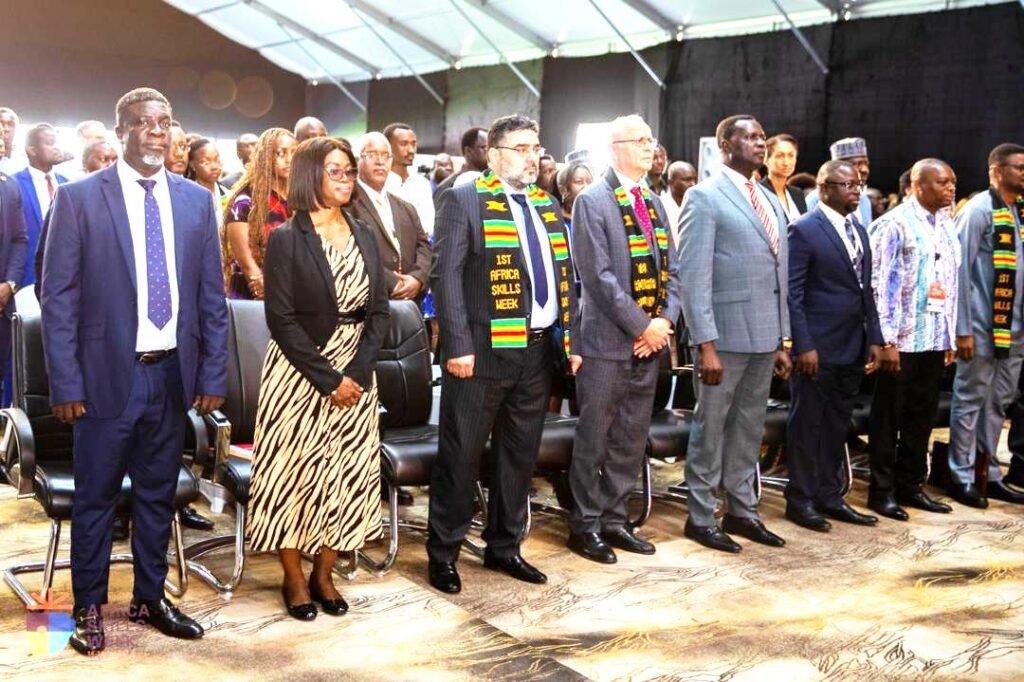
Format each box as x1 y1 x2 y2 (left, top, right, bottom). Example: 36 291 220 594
247 234 381 554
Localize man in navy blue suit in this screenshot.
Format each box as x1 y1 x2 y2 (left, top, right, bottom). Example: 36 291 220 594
784 160 888 532
41 87 228 656
0 170 28 397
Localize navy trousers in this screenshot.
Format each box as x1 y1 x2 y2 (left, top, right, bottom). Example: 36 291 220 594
70 354 185 608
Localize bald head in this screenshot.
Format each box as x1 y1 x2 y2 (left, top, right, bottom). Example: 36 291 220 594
910 158 951 184
608 114 654 181
294 116 327 142
667 160 697 203
911 158 956 214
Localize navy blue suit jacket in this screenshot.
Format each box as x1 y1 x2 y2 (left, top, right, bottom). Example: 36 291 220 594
0 174 28 313
14 167 67 288
787 206 884 365
40 164 228 418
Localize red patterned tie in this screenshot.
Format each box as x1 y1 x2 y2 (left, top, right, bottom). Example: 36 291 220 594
630 186 655 247
745 180 778 254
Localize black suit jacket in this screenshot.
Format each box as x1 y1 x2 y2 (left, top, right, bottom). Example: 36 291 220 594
0 174 28 315
347 183 431 297
761 177 807 217
263 209 389 394
431 181 578 379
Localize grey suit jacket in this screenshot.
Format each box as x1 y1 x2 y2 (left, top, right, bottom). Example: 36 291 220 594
431 181 579 379
348 183 432 296
677 169 791 354
572 176 680 360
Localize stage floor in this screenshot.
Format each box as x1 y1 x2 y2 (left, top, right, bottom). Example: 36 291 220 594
2 441 1023 680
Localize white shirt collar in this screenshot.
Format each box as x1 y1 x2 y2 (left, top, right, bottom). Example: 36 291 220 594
612 167 644 193
117 158 167 187
27 165 53 182
358 178 388 203
818 201 852 231
721 165 757 190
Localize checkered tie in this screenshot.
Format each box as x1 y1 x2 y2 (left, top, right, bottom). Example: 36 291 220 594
845 215 864 283
137 179 172 329
745 180 779 254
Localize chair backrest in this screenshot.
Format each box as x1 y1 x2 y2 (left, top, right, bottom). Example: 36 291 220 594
224 300 271 445
651 351 674 414
11 313 73 464
376 300 432 429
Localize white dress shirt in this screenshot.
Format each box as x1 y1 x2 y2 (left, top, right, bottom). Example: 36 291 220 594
660 189 684 246
117 159 179 352
0 148 28 175
386 170 435 235
502 181 557 329
721 165 780 238
357 178 400 253
818 201 863 263
27 165 56 219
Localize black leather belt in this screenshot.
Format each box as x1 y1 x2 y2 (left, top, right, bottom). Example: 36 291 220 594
136 349 176 364
338 308 367 325
528 327 551 341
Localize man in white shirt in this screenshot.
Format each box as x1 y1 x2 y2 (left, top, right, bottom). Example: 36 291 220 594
13 123 67 290
661 160 697 245
0 107 27 175
383 122 435 234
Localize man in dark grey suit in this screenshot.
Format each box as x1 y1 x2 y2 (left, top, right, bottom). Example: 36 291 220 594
427 114 580 593
568 114 679 563
677 114 793 553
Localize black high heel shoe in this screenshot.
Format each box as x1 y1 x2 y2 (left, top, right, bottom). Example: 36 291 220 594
308 578 348 616
282 585 317 621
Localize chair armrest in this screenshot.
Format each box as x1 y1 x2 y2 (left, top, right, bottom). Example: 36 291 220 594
0 407 37 498
202 410 231 471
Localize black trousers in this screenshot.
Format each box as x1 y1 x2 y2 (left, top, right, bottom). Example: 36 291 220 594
426 336 551 563
868 350 945 497
785 362 863 509
1004 364 1024 476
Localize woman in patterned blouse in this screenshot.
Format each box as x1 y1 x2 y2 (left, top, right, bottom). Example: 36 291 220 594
223 127 297 298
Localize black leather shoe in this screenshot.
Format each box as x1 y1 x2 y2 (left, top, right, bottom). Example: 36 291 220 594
129 598 204 638
69 606 104 656
684 519 741 553
112 515 130 541
178 506 215 531
722 515 786 546
308 579 348 616
816 502 878 526
1004 466 1024 489
947 482 988 509
988 480 1024 504
785 505 831 532
483 551 547 584
868 495 909 521
602 527 655 555
428 561 462 593
568 532 617 564
281 586 317 621
896 489 952 513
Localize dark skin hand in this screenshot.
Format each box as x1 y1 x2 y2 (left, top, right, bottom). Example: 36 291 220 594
944 348 956 367
879 345 900 374
795 349 818 378
698 342 724 385
864 344 882 374
330 376 363 409
194 395 225 416
955 335 974 362
54 395 225 424
773 350 792 380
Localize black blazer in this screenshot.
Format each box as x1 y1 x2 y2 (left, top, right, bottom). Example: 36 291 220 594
347 183 431 296
761 177 807 218
263 209 389 395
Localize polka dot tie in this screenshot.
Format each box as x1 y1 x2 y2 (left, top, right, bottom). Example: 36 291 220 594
137 179 172 329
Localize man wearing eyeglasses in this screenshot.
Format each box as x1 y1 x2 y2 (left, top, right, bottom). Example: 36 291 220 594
564 115 678 563
428 114 579 593
947 143 1024 508
41 87 228 655
784 160 885 533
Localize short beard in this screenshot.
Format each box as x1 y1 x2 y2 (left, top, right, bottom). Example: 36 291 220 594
503 169 538 191
141 153 165 167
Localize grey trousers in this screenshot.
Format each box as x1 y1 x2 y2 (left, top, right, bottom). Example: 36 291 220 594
948 353 1024 485
685 351 775 527
569 355 660 533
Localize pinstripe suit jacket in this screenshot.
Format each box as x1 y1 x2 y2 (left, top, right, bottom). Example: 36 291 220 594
572 174 680 360
677 169 791 354
430 181 578 379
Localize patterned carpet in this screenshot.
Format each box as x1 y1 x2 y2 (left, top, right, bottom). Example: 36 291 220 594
1 439 1024 680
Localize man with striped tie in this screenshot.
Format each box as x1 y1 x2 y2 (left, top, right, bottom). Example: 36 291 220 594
784 160 886 533
677 114 793 553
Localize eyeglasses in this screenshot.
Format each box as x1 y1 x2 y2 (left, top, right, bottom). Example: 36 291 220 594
823 180 861 190
495 145 545 158
612 137 658 149
360 151 392 163
324 166 358 182
1002 163 1024 173
129 117 173 133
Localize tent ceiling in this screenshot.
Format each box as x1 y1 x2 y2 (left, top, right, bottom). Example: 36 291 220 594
164 0 1007 83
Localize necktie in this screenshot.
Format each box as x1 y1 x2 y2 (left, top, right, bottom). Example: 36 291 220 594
137 179 172 329
630 185 655 250
45 174 55 200
374 195 399 247
844 215 864 283
510 194 548 307
744 180 779 254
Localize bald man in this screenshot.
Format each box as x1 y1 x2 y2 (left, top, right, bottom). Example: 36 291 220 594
868 158 960 520
294 116 327 142
662 160 696 244
222 132 258 189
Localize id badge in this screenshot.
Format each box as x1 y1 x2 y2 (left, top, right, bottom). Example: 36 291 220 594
926 282 946 314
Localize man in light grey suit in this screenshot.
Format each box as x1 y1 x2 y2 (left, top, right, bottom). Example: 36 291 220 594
568 115 680 563
677 114 793 553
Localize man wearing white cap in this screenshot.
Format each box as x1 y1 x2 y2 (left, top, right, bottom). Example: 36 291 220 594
807 137 873 228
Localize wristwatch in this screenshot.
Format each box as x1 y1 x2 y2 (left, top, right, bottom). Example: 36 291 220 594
5 281 16 294
779 337 793 351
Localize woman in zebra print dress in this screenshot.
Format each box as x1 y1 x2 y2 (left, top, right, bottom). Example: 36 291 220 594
248 137 389 620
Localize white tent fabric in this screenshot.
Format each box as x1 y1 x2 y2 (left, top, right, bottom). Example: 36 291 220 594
164 0 1007 83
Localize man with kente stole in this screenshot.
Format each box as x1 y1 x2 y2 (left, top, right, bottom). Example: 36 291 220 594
566 114 679 564
427 114 580 593
948 143 1024 508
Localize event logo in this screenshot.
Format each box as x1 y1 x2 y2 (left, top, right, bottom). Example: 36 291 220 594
25 589 141 655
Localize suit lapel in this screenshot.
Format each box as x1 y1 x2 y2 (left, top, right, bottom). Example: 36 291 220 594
297 212 336 301
716 173 773 250
16 172 42 227
101 167 137 291
602 171 659 269
356 185 399 256
815 208 860 287
167 173 186 288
